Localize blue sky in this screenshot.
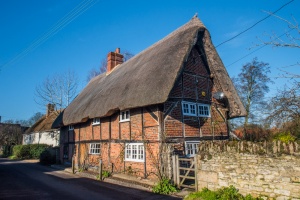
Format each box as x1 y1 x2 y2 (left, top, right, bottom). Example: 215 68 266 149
0 0 299 122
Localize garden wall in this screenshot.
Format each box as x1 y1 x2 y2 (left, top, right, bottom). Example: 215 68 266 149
197 141 300 199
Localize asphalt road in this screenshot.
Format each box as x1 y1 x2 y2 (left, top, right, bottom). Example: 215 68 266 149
0 158 180 200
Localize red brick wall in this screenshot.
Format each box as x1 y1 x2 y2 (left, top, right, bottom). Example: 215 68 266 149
61 106 161 179
165 46 228 144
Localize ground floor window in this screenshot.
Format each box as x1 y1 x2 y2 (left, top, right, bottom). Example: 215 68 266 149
185 141 199 157
89 143 100 154
125 143 144 162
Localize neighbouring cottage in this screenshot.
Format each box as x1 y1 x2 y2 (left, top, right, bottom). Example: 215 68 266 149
55 16 246 179
23 104 60 147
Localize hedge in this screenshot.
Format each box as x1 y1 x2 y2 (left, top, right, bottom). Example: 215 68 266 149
12 144 50 159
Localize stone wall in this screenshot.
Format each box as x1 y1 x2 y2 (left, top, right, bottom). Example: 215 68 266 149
197 141 300 199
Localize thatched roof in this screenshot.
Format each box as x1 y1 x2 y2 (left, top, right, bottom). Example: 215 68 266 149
25 111 60 134
62 16 246 125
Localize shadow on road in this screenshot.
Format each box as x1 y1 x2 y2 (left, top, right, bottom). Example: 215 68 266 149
0 158 180 200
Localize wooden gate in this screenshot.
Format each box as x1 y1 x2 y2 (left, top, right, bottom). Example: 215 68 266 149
172 155 198 191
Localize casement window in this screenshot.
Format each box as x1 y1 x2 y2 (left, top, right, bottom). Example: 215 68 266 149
182 102 197 116
185 141 199 156
120 110 130 122
125 143 144 162
89 143 100 154
69 125 74 130
182 101 210 117
198 104 210 117
92 117 100 125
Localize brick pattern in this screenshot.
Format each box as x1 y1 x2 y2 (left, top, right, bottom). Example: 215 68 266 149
165 46 228 142
60 106 161 179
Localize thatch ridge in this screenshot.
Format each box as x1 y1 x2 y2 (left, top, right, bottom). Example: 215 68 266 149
25 111 60 133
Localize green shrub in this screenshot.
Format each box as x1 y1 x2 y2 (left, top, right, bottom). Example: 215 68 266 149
96 170 111 180
184 186 264 200
12 144 51 160
102 170 111 178
39 149 56 165
184 187 217 200
29 144 49 159
13 145 30 159
152 178 178 195
273 132 296 143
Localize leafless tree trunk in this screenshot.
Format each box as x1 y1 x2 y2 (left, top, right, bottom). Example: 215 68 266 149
35 69 78 110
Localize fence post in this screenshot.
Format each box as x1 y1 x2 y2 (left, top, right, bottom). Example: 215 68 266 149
194 155 198 191
72 156 75 174
176 155 180 188
172 155 176 185
99 159 103 181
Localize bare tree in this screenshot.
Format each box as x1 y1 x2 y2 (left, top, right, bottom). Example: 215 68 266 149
266 81 300 137
35 69 78 110
232 58 273 128
86 50 134 82
256 13 299 49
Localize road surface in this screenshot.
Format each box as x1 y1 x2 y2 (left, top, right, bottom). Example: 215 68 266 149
0 158 180 200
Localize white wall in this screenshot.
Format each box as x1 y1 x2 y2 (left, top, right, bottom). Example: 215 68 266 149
23 130 60 147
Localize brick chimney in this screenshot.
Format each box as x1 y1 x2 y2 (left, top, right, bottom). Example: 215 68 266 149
107 48 124 73
47 103 55 117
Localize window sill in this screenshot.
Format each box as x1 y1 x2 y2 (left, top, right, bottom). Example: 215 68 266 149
124 159 144 162
119 119 130 123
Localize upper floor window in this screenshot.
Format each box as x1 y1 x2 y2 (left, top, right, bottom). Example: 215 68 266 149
182 102 197 117
89 143 100 154
182 101 210 117
92 117 100 125
120 110 130 122
185 141 199 157
125 143 144 162
69 125 74 130
198 104 210 117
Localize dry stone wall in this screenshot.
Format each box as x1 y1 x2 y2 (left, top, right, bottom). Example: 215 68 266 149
197 141 300 199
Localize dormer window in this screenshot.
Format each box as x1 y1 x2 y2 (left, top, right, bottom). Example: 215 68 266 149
182 102 197 116
120 110 130 122
182 101 210 117
92 118 100 125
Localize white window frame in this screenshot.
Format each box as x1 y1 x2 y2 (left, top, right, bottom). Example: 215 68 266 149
125 143 144 162
182 101 211 117
89 143 100 154
198 104 210 117
69 125 74 130
92 117 100 125
120 110 130 122
182 101 197 116
185 141 199 157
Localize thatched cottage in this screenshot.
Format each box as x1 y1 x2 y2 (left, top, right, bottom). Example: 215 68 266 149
56 16 246 179
24 104 60 147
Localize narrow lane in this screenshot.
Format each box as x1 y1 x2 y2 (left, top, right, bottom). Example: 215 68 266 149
0 158 179 200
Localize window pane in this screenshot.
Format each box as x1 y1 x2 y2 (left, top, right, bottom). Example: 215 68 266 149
190 104 196 114
183 104 189 113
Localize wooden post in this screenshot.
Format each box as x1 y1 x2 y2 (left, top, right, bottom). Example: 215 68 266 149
176 155 180 189
72 156 75 174
172 155 176 184
99 159 103 181
194 155 198 191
